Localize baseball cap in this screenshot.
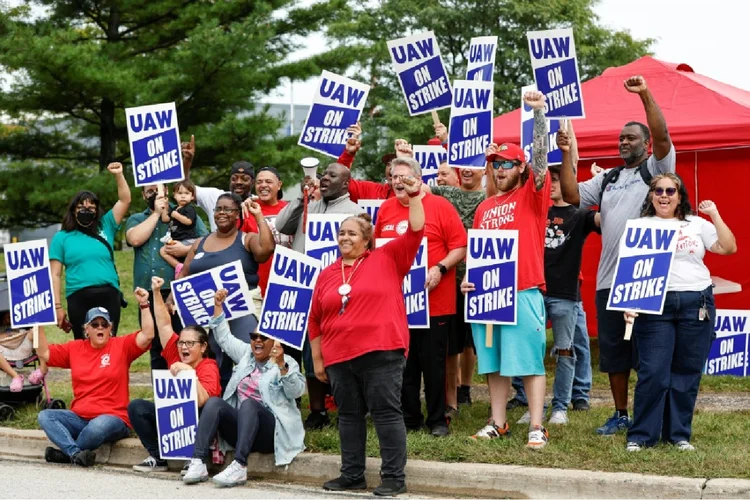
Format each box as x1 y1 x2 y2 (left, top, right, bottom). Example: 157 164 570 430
84 307 111 325
231 161 255 177
427 137 443 146
489 143 525 163
256 166 283 199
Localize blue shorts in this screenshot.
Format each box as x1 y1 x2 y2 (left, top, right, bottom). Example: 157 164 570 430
471 288 546 377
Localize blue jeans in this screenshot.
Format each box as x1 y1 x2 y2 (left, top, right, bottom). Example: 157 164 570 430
572 301 592 402
545 297 577 411
627 288 715 446
38 409 131 457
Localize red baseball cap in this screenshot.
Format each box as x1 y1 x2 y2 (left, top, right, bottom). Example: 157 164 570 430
487 143 525 163
427 137 443 146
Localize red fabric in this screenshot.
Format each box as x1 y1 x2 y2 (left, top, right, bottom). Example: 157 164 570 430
375 194 467 316
47 333 148 427
337 150 393 203
308 227 425 366
161 334 222 398
473 174 552 292
241 200 289 295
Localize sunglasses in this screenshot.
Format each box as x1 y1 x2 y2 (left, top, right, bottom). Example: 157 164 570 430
492 160 520 170
214 207 240 214
89 320 110 329
654 187 677 197
250 333 270 342
177 340 201 348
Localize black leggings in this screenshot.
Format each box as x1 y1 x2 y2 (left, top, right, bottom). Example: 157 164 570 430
66 285 121 340
192 397 275 466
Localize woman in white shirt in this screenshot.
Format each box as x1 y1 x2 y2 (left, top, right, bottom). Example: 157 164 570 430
624 173 736 452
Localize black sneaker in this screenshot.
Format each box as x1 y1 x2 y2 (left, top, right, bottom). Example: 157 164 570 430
430 423 450 437
572 399 591 411
323 475 367 491
71 450 96 467
305 411 331 430
506 397 528 410
374 479 407 496
457 385 472 406
44 447 70 464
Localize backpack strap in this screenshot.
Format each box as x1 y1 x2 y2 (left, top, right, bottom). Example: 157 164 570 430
597 159 652 205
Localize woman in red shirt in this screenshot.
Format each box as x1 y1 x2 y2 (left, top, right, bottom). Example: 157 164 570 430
128 276 222 473
309 174 424 497
36 290 154 467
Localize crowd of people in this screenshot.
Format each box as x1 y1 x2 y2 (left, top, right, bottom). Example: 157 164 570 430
20 75 737 496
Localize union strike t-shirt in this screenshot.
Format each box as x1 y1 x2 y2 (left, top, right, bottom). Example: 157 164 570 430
241 200 293 295
473 174 551 292
375 193 467 316
47 333 149 427
161 334 222 398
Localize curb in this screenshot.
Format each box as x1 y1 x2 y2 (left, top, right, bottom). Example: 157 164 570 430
1 427 748 498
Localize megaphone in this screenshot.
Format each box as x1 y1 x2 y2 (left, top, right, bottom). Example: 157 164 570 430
301 157 320 180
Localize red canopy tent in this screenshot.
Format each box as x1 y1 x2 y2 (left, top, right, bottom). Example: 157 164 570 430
492 56 750 335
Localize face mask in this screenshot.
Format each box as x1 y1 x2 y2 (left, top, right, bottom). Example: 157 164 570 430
146 193 157 210
76 210 96 227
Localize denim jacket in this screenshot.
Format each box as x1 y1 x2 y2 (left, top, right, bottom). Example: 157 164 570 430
208 313 306 466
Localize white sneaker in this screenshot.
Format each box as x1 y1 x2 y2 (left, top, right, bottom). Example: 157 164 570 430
132 456 168 473
516 411 531 424
626 441 642 452
160 231 172 244
183 458 208 484
676 441 695 451
548 410 569 425
212 460 247 487
526 426 549 449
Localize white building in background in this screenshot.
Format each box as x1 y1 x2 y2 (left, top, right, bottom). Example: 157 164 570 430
264 103 310 137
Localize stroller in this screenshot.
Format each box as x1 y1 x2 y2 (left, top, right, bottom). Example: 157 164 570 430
0 274 65 421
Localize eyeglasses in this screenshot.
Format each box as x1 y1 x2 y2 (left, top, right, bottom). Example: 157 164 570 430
177 340 200 348
250 334 269 342
89 320 110 329
214 207 240 214
492 160 520 170
654 187 677 197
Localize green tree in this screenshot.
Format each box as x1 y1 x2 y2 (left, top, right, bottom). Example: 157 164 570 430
325 0 653 181
0 0 350 228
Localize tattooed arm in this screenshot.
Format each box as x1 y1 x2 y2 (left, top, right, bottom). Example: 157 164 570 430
524 90 548 191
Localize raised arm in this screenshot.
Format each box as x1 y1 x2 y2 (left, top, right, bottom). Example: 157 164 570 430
699 201 737 255
568 120 579 176
243 201 275 263
107 162 131 224
484 143 498 197
134 287 155 350
624 76 671 160
150 277 176 347
525 91 548 191
182 135 195 179
557 122 580 206
336 122 361 168
207 289 248 364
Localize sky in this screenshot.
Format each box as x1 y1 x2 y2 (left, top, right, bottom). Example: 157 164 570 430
264 0 750 105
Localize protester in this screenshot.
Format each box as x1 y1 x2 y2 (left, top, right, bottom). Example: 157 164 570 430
50 162 130 340
559 75 676 435
128 277 222 473
276 162 361 430
436 161 460 187
309 174 425 496
623 175 736 452
336 122 395 202
183 288 305 487
462 91 550 448
159 180 201 273
35 298 153 466
169 194 274 390
375 157 467 437
126 185 208 370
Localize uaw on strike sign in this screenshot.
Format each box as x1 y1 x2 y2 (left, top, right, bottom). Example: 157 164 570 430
705 310 750 377
126 102 184 187
153 370 199 460
4 240 57 328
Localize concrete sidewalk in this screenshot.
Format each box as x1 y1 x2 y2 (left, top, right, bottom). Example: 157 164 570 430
1 427 748 499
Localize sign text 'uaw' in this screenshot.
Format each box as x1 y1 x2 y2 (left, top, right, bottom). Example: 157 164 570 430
705 309 749 377
153 370 199 460
448 80 494 169
413 145 447 187
305 213 352 267
465 36 498 82
126 102 184 187
5 240 57 329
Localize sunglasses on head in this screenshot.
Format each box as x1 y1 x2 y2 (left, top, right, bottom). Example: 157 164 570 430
250 333 269 342
89 320 110 329
654 187 677 197
492 159 520 170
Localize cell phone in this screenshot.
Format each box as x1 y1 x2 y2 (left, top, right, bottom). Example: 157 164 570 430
61 317 73 333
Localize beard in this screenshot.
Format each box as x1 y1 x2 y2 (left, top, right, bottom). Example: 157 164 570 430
620 145 646 165
496 169 522 192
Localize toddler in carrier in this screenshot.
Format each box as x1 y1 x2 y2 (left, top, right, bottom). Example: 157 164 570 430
0 312 47 391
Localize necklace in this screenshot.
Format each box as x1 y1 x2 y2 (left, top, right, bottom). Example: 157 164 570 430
338 253 367 314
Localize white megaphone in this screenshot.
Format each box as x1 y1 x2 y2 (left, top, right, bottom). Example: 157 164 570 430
300 157 320 180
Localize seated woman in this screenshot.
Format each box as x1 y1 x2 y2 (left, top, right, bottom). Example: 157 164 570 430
35 291 154 466
0 312 47 391
182 289 305 487
625 173 737 452
128 276 222 473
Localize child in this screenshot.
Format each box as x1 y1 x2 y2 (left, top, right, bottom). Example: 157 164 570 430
0 312 47 392
160 180 200 275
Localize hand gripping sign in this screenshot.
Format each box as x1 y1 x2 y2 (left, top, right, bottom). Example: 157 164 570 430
126 102 185 187
521 84 562 166
153 370 199 460
388 31 453 116
358 199 384 227
4 240 56 329
465 36 498 82
448 80 494 169
413 145 446 186
305 213 352 267
526 28 585 119
258 246 321 350
705 310 750 377
376 237 430 329
171 260 253 328
298 71 370 158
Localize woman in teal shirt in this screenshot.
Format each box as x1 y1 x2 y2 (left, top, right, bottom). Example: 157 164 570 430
50 162 131 339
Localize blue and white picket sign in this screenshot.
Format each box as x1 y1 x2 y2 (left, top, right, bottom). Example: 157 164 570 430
388 31 452 116
705 309 749 377
464 229 518 325
448 80 493 169
258 246 321 350
305 213 351 267
298 71 370 159
526 28 585 119
358 199 384 227
465 36 498 82
520 84 562 166
171 260 253 328
4 240 56 329
606 219 678 313
413 145 446 186
126 102 184 187
376 237 430 329
153 370 199 460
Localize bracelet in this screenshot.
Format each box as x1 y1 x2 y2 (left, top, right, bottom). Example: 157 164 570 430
139 303 150 310
407 190 420 198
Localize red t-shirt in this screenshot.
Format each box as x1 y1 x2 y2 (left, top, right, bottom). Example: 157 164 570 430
47 333 148 427
240 199 291 295
337 150 393 203
161 334 222 398
375 193 467 316
473 173 551 292
309 226 424 366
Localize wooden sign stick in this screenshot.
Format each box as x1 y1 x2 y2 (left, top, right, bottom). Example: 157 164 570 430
485 324 493 348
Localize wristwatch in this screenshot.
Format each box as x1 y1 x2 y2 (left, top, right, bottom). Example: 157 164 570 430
436 263 448 275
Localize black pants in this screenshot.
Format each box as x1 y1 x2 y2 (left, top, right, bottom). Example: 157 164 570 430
67 285 121 340
128 399 161 459
327 350 407 483
401 315 450 430
192 396 275 466
138 289 184 371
